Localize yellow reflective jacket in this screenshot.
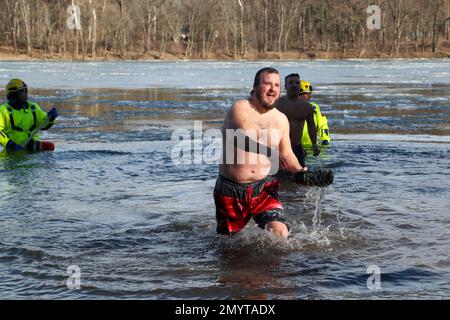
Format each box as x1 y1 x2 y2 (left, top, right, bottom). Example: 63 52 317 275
301 101 331 147
0 101 54 149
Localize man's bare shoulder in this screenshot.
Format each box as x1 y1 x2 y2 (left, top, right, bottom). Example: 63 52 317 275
229 99 251 114
224 99 251 128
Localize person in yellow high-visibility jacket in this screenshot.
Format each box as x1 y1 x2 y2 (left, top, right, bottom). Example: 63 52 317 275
300 80 330 147
0 79 58 152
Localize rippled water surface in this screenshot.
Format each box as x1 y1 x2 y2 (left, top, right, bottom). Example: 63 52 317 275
0 60 449 299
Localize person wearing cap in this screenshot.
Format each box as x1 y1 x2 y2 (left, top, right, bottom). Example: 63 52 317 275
300 80 330 147
0 79 58 152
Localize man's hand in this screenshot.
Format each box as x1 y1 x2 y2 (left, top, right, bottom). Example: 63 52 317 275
47 107 58 122
279 156 307 172
312 144 321 157
6 140 24 151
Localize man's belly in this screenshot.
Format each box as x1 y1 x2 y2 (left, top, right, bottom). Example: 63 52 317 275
219 162 272 184
219 142 278 183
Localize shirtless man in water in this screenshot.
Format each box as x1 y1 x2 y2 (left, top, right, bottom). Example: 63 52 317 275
277 73 320 166
214 67 307 239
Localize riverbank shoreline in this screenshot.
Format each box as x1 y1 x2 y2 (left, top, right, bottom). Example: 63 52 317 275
1 45 449 62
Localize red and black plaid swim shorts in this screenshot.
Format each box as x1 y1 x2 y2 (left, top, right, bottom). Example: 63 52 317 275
213 175 289 235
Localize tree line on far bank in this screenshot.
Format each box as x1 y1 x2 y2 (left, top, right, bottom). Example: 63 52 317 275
0 0 449 60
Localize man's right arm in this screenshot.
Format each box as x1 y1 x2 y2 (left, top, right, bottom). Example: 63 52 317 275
0 110 29 151
305 103 318 145
0 113 10 149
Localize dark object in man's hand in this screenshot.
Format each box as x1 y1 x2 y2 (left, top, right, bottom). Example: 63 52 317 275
295 168 334 187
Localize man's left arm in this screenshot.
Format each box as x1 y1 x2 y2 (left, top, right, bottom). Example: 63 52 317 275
318 113 330 145
278 114 306 173
305 103 320 156
35 104 57 130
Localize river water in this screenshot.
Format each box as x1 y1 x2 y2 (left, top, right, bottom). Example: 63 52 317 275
0 60 449 299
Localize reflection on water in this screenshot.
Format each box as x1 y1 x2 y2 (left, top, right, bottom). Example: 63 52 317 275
0 64 449 299
27 83 450 140
215 236 288 300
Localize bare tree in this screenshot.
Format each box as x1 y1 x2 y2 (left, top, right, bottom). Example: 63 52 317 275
387 0 408 56
237 0 246 56
3 1 20 55
221 0 239 58
0 0 449 60
18 0 32 56
88 0 97 57
430 0 450 52
116 0 127 57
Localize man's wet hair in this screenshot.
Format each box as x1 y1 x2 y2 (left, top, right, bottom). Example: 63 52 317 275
253 67 280 87
285 73 300 83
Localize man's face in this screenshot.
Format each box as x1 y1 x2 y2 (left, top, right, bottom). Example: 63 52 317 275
17 89 28 104
285 76 300 97
255 72 280 110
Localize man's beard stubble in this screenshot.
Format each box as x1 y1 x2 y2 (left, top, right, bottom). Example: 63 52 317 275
256 89 279 110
